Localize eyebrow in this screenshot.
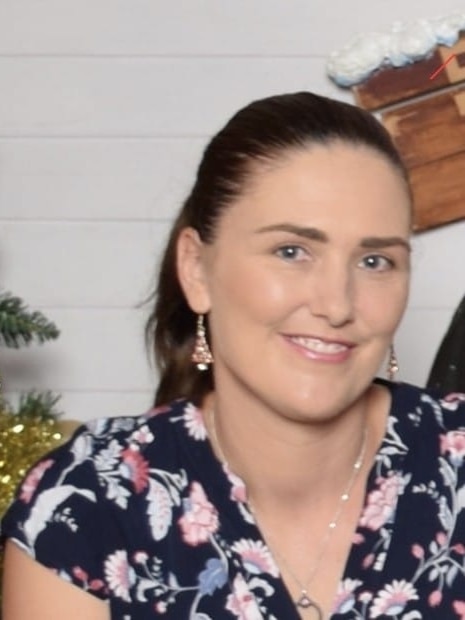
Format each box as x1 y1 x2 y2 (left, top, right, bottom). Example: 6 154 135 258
360 236 411 252
254 223 411 252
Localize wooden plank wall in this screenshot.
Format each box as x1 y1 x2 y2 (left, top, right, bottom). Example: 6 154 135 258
353 35 465 231
382 86 465 230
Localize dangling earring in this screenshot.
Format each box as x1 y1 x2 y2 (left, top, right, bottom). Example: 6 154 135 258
191 314 214 371
387 344 399 381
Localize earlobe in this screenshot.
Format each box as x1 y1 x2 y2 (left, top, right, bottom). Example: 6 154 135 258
176 227 211 313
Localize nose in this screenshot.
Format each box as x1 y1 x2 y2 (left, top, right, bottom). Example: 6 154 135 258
308 260 355 327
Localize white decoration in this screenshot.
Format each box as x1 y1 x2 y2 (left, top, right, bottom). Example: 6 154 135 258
327 12 465 86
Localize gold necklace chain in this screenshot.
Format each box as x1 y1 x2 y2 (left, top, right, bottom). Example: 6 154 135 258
208 408 368 616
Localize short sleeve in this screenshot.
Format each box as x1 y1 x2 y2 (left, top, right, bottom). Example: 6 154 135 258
1 425 109 600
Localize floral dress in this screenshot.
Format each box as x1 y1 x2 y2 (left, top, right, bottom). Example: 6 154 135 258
3 380 465 619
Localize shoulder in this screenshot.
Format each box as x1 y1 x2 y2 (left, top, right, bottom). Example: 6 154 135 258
1 400 203 574
387 380 465 431
61 398 206 483
1 399 200 547
57 398 197 464
385 381 465 471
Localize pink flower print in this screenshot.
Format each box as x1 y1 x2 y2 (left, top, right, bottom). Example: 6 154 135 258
454 601 465 618
429 590 442 607
130 425 154 446
178 481 219 546
144 404 171 418
359 591 373 605
440 431 465 466
133 551 149 564
183 403 207 440
104 550 135 602
359 474 404 531
370 579 418 617
19 459 54 503
119 448 149 492
231 539 279 577
411 543 424 559
441 393 465 411
332 579 362 614
224 464 247 503
155 601 167 613
225 573 263 619
452 543 465 555
72 566 88 582
88 579 105 592
72 566 104 592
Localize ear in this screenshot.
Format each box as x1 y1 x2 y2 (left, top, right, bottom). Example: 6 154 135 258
176 227 211 313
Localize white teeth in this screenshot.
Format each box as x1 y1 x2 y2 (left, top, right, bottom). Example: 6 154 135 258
290 336 348 353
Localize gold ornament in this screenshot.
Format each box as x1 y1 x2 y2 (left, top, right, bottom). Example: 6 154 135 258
0 404 80 611
0 408 80 517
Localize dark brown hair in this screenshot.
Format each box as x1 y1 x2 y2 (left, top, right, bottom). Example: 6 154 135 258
146 91 411 406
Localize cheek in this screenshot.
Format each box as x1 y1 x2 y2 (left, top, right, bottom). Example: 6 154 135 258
215 260 297 319
357 278 409 331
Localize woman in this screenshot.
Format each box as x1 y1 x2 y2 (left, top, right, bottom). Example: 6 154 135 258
3 91 465 619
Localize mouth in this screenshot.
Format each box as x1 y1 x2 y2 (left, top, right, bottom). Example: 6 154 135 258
283 335 354 362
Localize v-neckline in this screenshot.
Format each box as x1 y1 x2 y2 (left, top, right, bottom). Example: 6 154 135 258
177 379 409 618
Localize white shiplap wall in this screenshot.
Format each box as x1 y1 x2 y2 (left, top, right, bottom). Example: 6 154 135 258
0 0 464 422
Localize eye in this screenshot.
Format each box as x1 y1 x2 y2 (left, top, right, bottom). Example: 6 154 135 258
275 245 308 261
360 254 394 271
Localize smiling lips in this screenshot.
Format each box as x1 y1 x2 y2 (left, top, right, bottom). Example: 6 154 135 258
285 335 354 362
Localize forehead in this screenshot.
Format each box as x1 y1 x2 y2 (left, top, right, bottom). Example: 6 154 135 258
216 142 412 239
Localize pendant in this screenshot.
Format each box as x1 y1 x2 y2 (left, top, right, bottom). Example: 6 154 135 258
295 591 323 619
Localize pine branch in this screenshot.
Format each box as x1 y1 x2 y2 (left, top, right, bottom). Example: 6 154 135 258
15 390 62 420
0 291 60 348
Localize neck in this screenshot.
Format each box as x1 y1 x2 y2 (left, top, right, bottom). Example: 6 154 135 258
204 384 384 509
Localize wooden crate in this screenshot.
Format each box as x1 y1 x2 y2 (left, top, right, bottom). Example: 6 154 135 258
352 34 465 231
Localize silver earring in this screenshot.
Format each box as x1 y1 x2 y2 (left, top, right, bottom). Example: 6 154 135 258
387 344 399 381
191 314 214 371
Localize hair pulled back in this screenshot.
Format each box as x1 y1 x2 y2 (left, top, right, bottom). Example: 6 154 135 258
146 91 410 406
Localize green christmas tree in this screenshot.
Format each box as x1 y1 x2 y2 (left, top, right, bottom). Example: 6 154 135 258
0 290 60 349
0 290 65 607
0 289 63 511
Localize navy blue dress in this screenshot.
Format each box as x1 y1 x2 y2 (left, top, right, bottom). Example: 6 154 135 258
3 381 465 618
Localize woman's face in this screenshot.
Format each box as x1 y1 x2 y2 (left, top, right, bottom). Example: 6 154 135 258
180 142 412 422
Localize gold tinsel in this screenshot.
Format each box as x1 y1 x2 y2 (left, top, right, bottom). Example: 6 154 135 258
0 408 65 517
0 407 79 614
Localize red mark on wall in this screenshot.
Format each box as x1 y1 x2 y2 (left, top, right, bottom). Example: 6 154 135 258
429 54 457 80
